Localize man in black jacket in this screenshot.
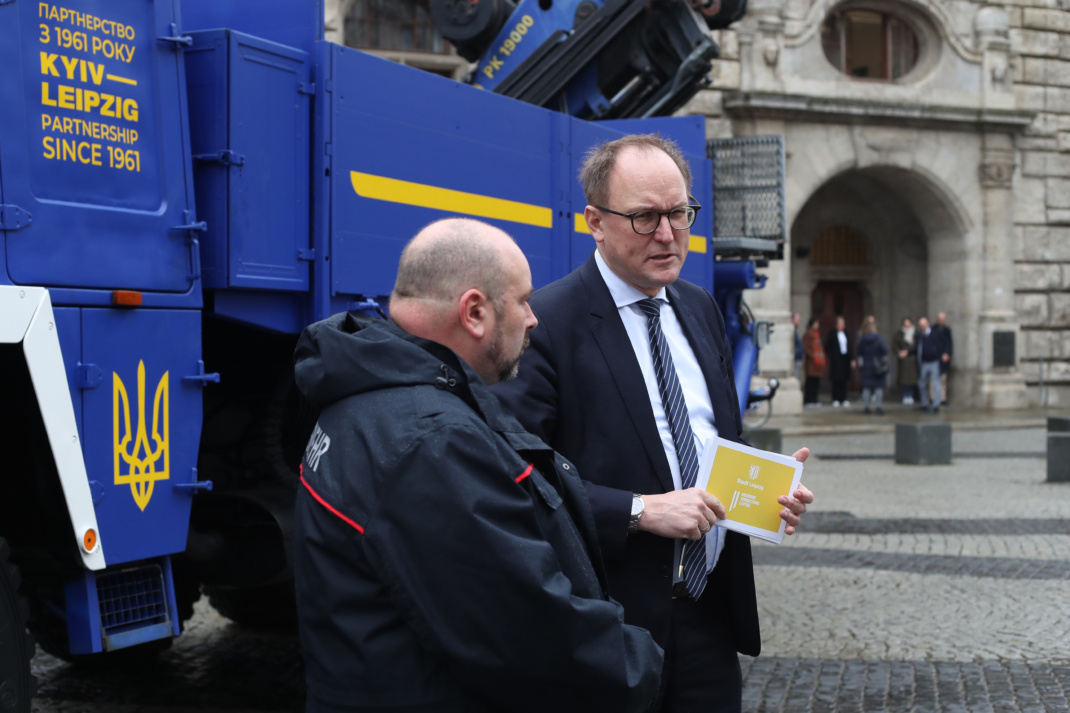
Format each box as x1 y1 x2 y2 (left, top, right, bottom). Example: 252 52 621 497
824 316 855 407
293 217 663 713
916 315 949 413
934 311 953 404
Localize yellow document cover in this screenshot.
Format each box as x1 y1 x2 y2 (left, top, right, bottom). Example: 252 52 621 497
696 436 804 544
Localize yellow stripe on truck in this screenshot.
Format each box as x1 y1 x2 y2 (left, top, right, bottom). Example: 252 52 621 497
351 171 552 228
574 213 590 234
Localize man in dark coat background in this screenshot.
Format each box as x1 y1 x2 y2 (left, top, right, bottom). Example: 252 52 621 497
493 134 814 713
293 218 664 713
934 311 953 404
916 315 949 414
824 316 855 407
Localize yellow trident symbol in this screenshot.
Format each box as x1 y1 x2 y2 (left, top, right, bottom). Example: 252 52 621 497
113 361 170 511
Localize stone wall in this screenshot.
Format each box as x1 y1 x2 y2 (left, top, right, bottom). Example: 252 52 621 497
690 0 1070 410
1012 0 1070 406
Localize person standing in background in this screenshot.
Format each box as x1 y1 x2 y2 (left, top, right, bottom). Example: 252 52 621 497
824 316 855 407
892 317 917 405
802 317 825 407
916 316 947 414
856 316 889 415
934 312 953 405
793 312 804 380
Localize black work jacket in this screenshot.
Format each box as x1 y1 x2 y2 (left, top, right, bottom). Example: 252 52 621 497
293 315 662 713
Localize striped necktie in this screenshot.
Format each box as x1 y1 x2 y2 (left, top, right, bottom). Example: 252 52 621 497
637 298 709 599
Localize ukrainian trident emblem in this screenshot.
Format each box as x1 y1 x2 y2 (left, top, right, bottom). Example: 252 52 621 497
113 361 170 511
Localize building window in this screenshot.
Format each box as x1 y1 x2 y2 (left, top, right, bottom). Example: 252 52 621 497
811 226 868 265
346 0 447 54
821 9 919 80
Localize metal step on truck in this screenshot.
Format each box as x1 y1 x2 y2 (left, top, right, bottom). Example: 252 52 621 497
0 1 784 709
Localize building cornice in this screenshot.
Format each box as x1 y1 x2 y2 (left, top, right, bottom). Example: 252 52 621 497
723 92 1035 133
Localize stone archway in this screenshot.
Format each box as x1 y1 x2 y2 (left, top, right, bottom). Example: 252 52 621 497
746 121 1026 410
791 162 975 396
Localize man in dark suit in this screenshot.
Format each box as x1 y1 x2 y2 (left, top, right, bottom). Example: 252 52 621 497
823 316 855 407
493 134 813 713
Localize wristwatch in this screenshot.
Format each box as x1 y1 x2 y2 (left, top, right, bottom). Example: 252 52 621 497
628 494 645 534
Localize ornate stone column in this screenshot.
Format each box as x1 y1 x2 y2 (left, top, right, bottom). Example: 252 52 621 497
975 135 1029 408
742 0 785 93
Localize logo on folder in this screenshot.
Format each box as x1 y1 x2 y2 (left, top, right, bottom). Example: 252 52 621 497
113 361 169 511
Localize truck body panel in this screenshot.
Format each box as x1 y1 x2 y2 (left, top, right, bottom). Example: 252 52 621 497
0 0 198 295
0 0 779 687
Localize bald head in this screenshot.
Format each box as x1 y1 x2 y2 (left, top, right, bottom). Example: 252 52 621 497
390 218 537 385
393 218 513 308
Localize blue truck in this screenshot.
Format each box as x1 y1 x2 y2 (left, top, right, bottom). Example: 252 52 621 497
0 1 782 708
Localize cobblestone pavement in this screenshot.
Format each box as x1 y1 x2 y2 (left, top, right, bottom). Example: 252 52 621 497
742 424 1070 712
28 418 1070 712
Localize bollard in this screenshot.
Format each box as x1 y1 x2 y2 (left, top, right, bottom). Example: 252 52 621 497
745 427 782 455
895 423 951 465
1047 432 1070 482
1047 417 1070 433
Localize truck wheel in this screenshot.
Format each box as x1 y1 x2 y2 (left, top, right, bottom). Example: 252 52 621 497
0 538 36 713
203 580 297 630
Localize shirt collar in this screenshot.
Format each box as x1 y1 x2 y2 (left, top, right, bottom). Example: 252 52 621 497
594 249 668 308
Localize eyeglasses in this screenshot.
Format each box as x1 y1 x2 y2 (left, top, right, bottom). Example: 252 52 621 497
595 204 701 235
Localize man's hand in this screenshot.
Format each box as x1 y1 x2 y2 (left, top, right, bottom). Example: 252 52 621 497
778 447 814 535
638 489 725 541
942 353 950 363
898 349 907 359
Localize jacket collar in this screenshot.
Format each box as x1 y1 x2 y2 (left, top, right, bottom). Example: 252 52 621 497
378 320 551 452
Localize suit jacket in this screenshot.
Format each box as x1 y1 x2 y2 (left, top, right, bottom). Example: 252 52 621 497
824 330 853 381
934 324 953 374
492 253 761 656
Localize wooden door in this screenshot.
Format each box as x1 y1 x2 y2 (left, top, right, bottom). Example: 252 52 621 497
811 281 864 392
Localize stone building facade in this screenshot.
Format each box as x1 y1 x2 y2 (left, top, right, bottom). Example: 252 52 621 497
327 0 1070 412
688 0 1070 413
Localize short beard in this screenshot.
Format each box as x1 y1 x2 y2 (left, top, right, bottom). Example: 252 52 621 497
496 333 530 382
488 313 529 383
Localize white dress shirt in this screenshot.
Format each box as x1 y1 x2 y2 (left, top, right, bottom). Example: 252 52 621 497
595 251 727 574
837 331 847 354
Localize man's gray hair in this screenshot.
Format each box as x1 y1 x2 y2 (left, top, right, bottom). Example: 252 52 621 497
579 134 693 207
392 218 508 305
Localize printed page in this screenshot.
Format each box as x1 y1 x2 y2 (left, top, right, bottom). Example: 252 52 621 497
695 436 804 544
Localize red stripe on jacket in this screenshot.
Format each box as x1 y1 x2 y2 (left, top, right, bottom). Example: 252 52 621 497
300 475 365 534
515 464 534 483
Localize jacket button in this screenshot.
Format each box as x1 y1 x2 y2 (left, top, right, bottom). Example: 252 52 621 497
661 566 670 578
561 463 570 470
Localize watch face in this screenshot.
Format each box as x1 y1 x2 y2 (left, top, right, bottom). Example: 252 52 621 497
631 496 643 517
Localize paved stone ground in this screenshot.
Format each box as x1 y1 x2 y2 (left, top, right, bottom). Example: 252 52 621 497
27 418 1070 712
740 425 1070 712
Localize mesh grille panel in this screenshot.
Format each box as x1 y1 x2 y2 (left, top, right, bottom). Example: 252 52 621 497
97 564 168 633
707 136 787 250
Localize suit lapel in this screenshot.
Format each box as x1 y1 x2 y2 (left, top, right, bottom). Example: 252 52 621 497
668 284 741 444
579 255 676 493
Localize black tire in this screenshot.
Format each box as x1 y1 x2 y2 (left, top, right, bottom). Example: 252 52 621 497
203 580 297 631
0 537 36 713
